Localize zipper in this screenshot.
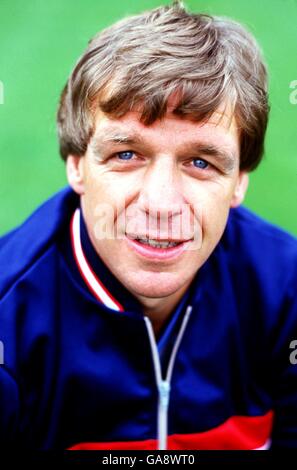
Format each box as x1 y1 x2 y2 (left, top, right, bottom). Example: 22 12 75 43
144 305 193 450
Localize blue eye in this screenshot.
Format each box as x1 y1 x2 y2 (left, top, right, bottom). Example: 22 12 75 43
117 151 134 160
193 158 209 169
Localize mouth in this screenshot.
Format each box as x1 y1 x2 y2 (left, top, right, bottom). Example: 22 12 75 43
125 234 192 260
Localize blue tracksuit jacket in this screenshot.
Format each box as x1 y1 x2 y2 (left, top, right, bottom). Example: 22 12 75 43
0 187 297 450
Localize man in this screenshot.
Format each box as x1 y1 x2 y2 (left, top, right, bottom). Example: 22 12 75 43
0 1 297 450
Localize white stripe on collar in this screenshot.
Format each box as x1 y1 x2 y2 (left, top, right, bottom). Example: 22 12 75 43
70 208 124 312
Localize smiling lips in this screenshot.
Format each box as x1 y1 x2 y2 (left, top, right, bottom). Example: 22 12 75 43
126 233 191 246
125 233 193 260
136 238 180 248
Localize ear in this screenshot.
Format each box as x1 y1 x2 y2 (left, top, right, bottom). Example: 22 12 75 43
66 155 85 195
230 172 249 208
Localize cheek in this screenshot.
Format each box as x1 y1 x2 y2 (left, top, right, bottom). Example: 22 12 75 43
187 180 235 238
82 168 143 239
86 166 142 205
187 178 233 208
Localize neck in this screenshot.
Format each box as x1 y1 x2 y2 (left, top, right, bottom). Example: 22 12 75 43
136 282 191 337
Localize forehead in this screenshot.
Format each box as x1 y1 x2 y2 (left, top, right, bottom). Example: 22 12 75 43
91 102 240 155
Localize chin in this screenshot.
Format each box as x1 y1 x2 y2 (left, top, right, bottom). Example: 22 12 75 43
124 270 189 299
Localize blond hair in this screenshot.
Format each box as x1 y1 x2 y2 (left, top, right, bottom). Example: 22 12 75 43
57 1 269 171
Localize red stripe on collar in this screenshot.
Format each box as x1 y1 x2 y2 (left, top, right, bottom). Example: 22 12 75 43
70 208 124 312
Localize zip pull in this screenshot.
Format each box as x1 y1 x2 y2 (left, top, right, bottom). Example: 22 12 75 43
158 380 171 450
159 380 171 408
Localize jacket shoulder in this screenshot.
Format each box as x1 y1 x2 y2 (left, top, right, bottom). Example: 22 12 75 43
221 206 297 304
225 205 297 257
0 187 79 299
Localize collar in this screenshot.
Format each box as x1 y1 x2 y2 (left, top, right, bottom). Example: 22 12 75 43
70 208 143 314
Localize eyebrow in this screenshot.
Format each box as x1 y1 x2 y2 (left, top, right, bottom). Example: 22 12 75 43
91 129 237 172
184 143 236 172
91 130 145 153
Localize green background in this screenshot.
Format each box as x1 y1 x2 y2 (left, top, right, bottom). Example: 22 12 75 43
0 0 296 236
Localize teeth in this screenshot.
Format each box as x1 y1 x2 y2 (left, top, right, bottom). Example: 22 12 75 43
137 238 180 248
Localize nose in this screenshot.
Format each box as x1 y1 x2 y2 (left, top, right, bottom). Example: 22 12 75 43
137 154 185 218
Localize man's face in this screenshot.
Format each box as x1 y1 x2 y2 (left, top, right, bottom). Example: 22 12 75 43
67 106 248 302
